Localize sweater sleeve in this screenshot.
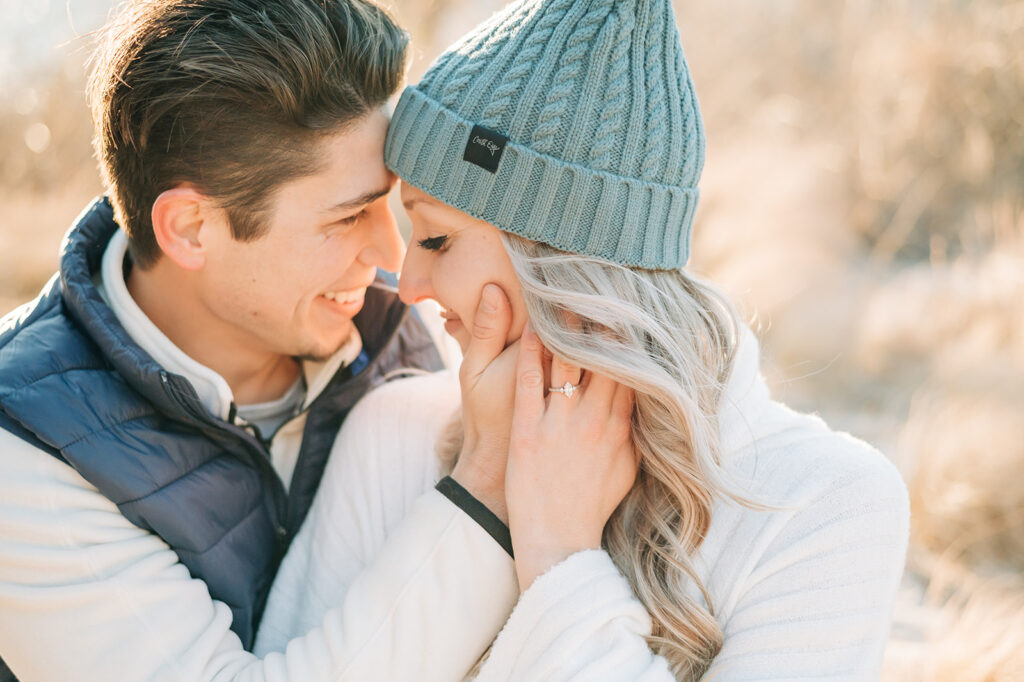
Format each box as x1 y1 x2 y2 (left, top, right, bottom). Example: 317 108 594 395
474 550 675 682
256 370 519 678
473 439 909 682
703 444 910 681
0 371 518 682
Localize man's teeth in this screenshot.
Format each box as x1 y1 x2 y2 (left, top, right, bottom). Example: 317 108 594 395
322 289 362 304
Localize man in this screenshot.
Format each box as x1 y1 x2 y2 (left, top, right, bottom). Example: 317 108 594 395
0 1 517 679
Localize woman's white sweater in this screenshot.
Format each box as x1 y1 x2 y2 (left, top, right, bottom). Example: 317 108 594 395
258 326 910 681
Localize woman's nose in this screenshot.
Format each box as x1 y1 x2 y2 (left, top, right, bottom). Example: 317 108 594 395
398 248 432 305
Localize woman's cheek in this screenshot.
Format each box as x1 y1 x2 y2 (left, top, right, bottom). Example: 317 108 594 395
507 313 527 345
451 322 471 353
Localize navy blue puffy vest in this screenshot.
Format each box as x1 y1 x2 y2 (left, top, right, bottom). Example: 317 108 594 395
0 198 442 678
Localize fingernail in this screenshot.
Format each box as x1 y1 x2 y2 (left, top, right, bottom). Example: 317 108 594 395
523 322 542 349
480 283 499 313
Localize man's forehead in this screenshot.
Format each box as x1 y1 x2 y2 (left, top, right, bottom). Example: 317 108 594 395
308 111 393 207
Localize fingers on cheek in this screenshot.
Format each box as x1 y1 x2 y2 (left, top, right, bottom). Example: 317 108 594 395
519 367 544 392
609 414 632 446
550 357 582 389
522 324 543 352
613 385 635 417
608 391 635 444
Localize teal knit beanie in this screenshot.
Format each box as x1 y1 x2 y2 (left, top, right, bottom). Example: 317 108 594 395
385 0 704 270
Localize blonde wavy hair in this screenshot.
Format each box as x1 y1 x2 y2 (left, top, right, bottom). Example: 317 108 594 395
438 233 762 679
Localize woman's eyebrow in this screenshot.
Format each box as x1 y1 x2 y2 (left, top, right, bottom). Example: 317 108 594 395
401 196 429 212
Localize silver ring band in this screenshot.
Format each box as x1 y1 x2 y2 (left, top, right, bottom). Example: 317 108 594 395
547 381 581 398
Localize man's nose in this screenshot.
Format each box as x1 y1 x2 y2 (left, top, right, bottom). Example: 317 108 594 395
397 247 431 305
360 206 405 273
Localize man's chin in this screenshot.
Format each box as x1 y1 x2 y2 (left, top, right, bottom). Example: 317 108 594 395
292 328 356 363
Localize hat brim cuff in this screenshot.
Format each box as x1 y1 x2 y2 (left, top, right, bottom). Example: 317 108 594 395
386 86 696 270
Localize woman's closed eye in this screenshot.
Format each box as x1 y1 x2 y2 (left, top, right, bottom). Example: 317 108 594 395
417 235 448 251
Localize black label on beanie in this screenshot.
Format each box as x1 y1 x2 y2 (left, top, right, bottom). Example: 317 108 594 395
463 124 508 173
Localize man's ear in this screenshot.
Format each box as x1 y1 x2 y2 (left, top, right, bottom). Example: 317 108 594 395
150 186 218 271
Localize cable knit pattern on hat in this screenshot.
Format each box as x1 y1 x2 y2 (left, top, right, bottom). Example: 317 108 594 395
530 1 613 155
589 3 634 172
478 0 574 130
640 2 667 181
385 0 705 269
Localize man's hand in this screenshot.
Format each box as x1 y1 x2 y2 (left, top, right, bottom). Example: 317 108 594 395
451 283 519 524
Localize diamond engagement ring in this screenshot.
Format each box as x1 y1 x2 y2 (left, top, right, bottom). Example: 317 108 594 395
547 381 581 398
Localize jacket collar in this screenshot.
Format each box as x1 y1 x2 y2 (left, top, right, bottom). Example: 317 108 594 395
59 198 187 418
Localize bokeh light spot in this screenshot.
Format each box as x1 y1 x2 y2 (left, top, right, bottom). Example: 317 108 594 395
24 122 51 153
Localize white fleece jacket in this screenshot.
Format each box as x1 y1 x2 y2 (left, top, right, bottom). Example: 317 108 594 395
0 231 513 681
260 326 910 681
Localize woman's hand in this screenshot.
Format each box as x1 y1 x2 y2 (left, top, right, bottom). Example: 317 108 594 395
452 283 519 524
506 324 638 591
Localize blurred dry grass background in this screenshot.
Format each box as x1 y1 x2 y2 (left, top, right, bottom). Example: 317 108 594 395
1 0 1022 679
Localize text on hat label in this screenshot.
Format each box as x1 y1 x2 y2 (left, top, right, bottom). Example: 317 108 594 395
463 124 508 173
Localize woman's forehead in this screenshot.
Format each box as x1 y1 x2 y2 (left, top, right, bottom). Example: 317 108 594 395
401 182 497 234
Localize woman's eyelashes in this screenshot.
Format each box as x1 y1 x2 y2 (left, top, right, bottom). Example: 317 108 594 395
417 235 448 251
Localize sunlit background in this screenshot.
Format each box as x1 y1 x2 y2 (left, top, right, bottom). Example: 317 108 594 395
1 1 1022 679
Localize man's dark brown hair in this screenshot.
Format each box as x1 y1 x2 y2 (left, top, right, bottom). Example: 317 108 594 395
88 0 408 268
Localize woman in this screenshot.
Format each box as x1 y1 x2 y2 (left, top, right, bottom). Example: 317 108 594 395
258 0 910 679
